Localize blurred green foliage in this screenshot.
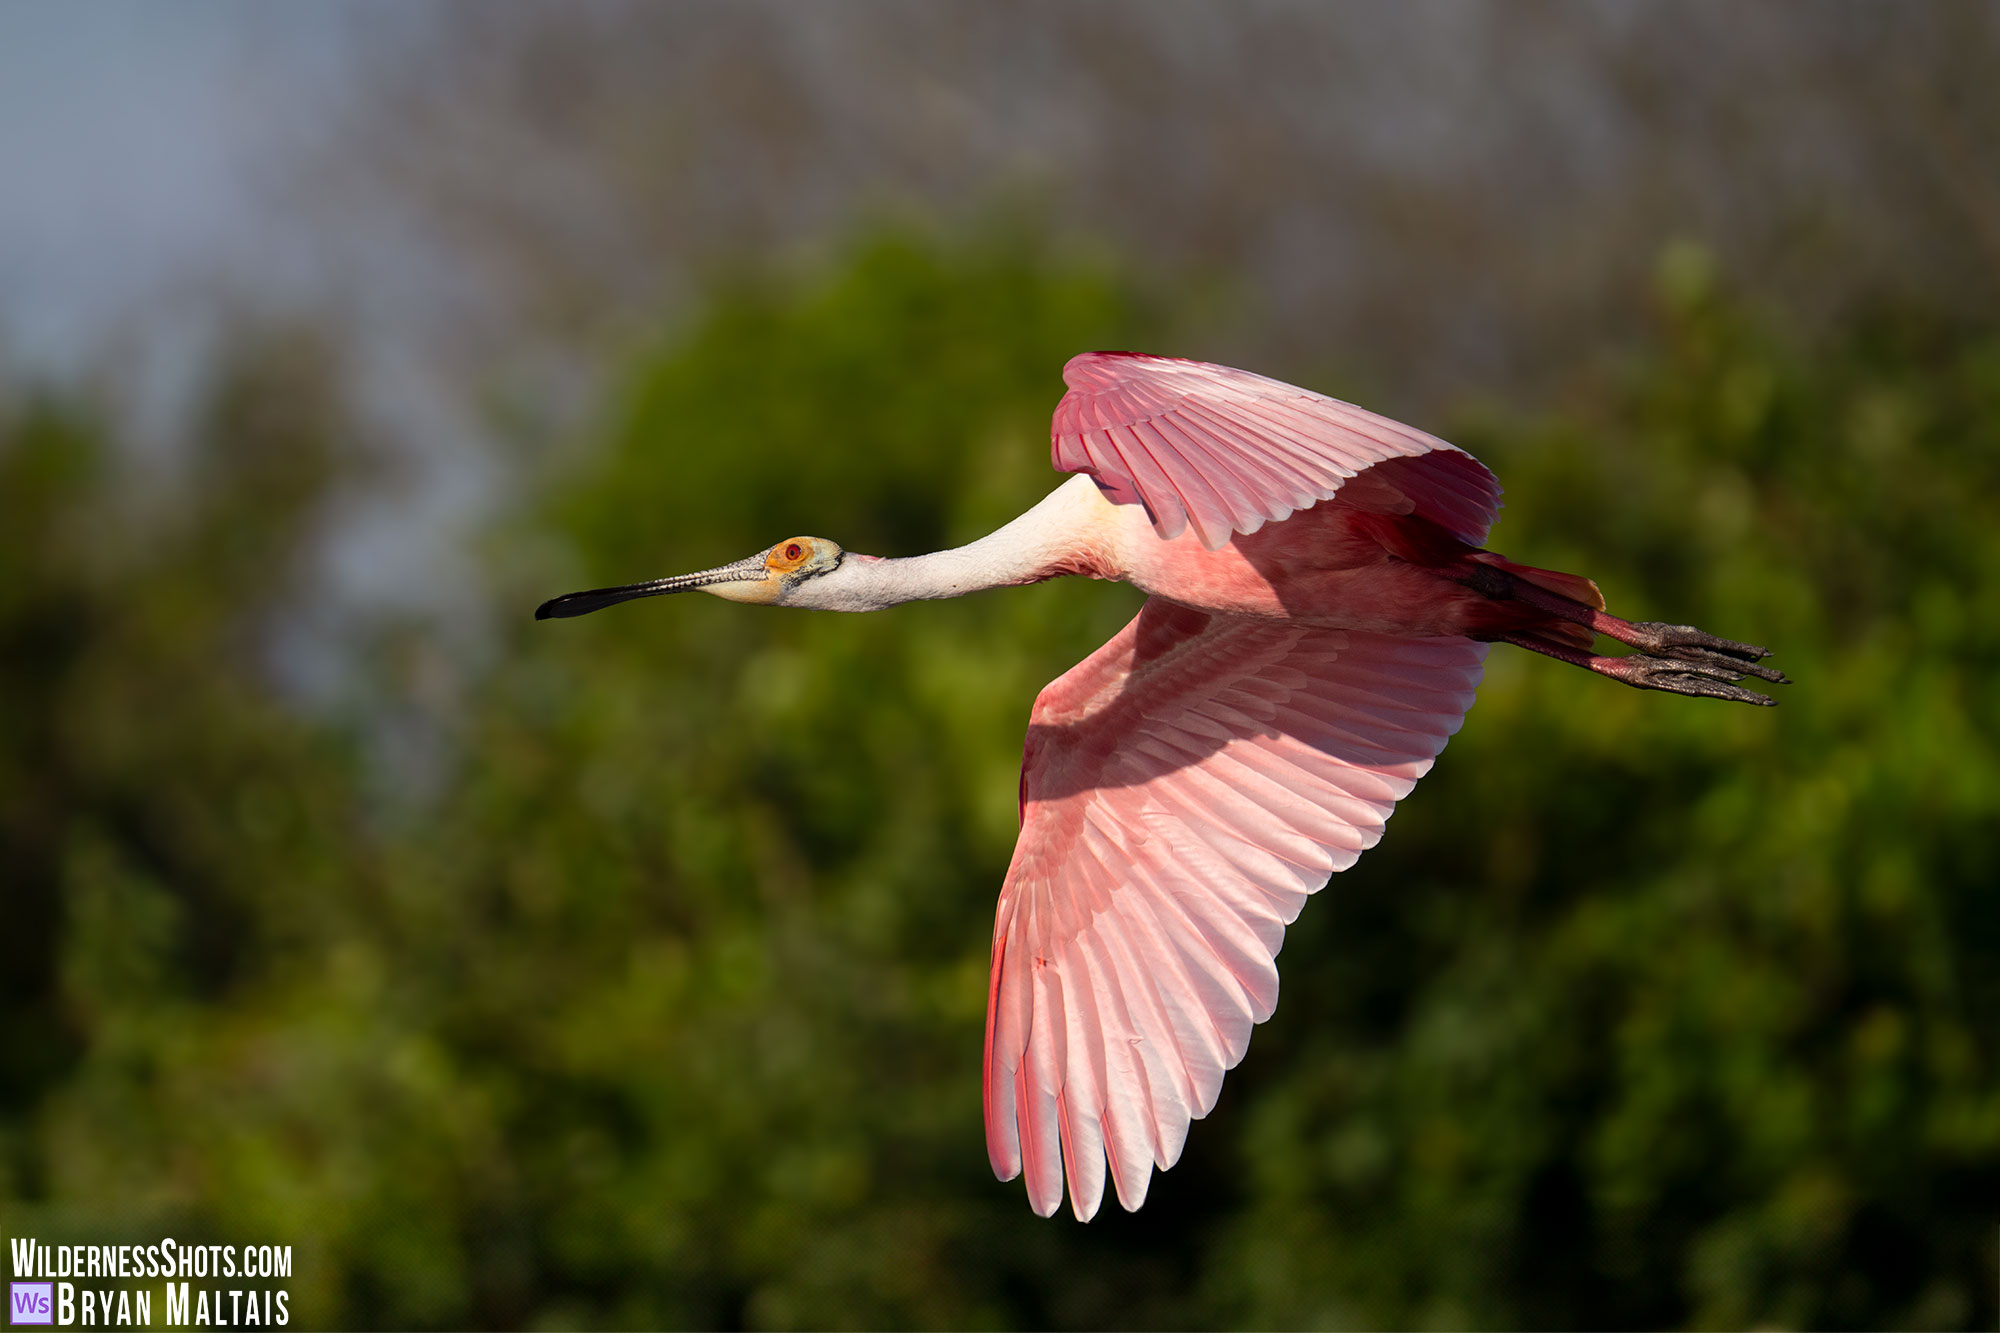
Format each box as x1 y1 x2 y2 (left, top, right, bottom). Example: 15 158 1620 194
2 232 1996 1329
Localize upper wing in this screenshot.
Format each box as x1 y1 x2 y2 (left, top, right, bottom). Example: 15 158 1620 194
1052 352 1502 550
984 599 1487 1219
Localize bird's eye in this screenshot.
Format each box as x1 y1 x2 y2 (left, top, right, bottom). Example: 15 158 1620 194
767 538 815 573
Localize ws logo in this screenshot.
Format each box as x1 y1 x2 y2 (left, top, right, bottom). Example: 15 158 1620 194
8 1283 52 1326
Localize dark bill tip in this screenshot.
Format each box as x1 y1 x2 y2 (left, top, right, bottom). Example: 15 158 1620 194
534 557 768 621
535 589 627 620
534 580 682 620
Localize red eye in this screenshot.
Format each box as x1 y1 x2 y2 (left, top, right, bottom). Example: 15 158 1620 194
785 543 804 560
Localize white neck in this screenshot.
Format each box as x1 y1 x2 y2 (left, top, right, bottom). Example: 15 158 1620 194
789 474 1121 612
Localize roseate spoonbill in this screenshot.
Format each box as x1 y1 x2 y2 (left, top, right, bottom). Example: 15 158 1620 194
536 353 1785 1220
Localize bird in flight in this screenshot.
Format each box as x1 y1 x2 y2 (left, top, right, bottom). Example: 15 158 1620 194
537 353 1785 1220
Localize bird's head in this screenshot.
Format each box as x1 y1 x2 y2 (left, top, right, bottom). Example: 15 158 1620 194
534 536 853 620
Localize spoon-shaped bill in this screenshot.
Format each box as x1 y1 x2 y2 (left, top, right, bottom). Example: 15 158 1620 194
533 553 770 619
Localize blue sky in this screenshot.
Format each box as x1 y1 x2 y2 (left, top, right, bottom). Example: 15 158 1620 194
0 3 386 373
0 4 486 642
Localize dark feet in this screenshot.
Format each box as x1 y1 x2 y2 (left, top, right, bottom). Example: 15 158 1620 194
1625 622 1790 684
1591 650 1781 706
1498 627 1788 706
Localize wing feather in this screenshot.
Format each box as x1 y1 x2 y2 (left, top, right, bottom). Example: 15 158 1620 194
1098 424 1186 521
1116 422 1239 550
1130 419 1268 536
1151 411 1319 515
1176 399 1349 488
1094 887 1231 1107
1053 353 1502 548
1021 953 1069 1216
1057 947 1110 1221
984 600 1487 1217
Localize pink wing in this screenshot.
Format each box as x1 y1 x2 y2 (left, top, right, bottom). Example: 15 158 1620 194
984 599 1487 1219
1052 352 1502 550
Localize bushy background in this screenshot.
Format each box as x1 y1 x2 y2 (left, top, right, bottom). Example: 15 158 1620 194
4 6 1999 1328
5 229 1996 1328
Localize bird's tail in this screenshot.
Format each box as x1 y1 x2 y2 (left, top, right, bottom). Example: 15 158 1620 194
1348 504 1608 651
1463 553 1604 650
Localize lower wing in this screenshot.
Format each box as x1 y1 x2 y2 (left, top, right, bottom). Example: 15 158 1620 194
984 598 1486 1218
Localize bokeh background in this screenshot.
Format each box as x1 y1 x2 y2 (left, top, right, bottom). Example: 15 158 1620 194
4 4 1998 1327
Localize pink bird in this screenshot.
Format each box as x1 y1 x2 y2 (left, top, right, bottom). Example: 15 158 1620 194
537 353 1785 1220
